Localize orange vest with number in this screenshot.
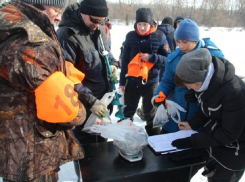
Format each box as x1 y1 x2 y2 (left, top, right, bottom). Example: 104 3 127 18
127 53 154 84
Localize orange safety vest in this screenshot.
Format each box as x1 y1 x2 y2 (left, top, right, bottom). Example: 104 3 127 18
35 62 85 123
127 53 154 84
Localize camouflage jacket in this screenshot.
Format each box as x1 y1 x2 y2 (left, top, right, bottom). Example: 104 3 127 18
0 1 85 181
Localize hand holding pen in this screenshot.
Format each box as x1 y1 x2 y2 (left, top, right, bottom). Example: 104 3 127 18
178 121 192 130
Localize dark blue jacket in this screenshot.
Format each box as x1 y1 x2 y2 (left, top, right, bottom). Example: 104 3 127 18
157 24 176 52
120 29 170 88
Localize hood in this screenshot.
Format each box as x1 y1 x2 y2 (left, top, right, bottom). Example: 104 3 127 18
201 57 235 100
59 3 82 28
158 24 175 35
0 1 49 43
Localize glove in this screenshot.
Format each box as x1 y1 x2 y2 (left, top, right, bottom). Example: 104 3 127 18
109 65 118 84
151 91 166 107
185 89 197 103
167 149 203 162
90 99 106 118
171 137 192 149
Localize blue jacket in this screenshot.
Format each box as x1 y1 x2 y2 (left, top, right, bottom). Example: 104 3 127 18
120 29 170 88
154 38 225 132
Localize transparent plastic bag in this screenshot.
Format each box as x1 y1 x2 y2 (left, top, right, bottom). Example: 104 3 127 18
153 104 169 128
165 100 186 123
82 91 115 133
90 120 148 155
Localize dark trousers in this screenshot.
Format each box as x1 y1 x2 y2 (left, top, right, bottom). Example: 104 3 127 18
124 82 158 127
206 159 244 182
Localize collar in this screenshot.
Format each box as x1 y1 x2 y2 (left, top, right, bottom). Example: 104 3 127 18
196 62 214 92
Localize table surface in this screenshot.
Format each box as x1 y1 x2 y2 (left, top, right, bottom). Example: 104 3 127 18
79 141 205 182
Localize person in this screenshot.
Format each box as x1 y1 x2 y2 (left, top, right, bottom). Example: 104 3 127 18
171 48 245 182
158 17 176 52
157 16 176 83
173 15 184 29
118 41 125 68
153 19 224 134
56 1 118 180
57 0 119 143
119 7 170 136
101 18 113 50
0 0 86 181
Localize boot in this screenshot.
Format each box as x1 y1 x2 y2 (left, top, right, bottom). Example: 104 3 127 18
136 108 146 121
145 126 161 136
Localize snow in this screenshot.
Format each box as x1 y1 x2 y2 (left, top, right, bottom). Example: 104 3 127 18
0 24 244 182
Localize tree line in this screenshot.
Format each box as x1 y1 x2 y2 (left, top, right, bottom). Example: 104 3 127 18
1 0 244 28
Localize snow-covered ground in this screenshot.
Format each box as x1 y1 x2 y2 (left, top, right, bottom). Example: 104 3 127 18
0 25 244 182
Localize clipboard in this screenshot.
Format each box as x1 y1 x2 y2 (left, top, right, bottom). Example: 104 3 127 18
147 130 197 154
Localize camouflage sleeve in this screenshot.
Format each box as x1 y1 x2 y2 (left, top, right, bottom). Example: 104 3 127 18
3 36 63 91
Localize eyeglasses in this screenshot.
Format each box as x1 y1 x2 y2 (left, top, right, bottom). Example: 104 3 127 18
89 15 106 25
51 6 63 15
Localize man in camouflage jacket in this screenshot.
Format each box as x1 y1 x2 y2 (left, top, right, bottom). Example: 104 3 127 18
0 0 86 181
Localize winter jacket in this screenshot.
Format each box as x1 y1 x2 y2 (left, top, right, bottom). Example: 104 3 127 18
154 38 224 132
57 3 118 106
120 29 170 88
190 57 245 170
157 24 176 52
0 1 85 181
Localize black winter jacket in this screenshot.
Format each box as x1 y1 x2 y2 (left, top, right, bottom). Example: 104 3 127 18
57 3 118 106
157 24 176 52
120 29 170 88
190 57 245 170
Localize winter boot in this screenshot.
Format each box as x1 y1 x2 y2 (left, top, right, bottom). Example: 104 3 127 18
136 108 146 121
145 126 161 136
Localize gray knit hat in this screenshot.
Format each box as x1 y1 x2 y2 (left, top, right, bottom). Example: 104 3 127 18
21 0 67 7
175 48 211 87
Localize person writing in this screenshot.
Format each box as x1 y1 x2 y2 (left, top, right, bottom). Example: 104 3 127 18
171 48 245 182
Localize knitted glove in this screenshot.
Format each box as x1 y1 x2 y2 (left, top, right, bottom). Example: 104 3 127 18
90 100 106 118
171 137 192 149
109 65 118 84
185 89 197 103
151 91 166 107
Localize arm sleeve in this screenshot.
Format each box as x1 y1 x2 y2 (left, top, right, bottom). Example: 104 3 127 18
191 91 245 149
153 59 175 97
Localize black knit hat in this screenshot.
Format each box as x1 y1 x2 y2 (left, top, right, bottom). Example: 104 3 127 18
136 8 153 26
80 0 108 17
20 0 67 7
174 16 184 29
162 17 173 26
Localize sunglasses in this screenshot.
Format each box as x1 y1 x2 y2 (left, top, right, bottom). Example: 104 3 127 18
51 6 63 15
89 15 106 25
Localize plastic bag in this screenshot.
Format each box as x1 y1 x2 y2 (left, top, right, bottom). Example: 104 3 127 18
153 104 169 128
82 91 115 133
165 100 186 123
90 120 148 155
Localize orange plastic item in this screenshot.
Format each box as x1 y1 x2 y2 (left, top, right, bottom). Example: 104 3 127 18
35 72 79 123
65 61 85 84
127 53 154 84
155 91 166 103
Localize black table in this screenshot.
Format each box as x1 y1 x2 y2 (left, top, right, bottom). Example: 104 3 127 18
79 142 205 182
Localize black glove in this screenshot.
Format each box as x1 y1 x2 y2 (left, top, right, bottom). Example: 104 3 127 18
185 89 197 103
171 137 192 149
167 149 203 162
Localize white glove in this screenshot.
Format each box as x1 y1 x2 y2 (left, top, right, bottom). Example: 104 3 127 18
90 100 106 118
